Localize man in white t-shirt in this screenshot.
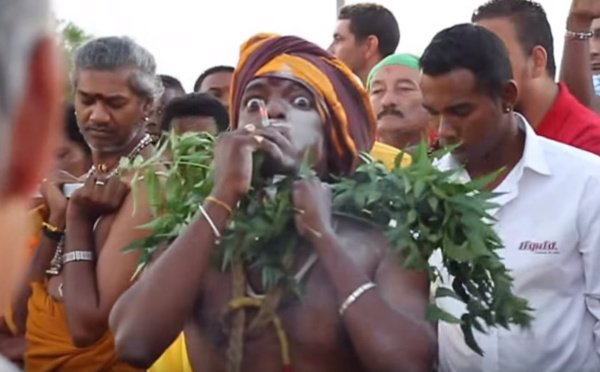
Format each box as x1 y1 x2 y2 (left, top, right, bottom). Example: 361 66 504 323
0 0 62 369
420 23 600 372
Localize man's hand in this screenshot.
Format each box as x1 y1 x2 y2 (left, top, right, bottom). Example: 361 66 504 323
292 178 333 243
67 175 129 223
252 124 299 176
569 0 600 30
212 124 300 204
40 170 80 229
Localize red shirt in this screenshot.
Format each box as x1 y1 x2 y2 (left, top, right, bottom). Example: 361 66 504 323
536 82 600 156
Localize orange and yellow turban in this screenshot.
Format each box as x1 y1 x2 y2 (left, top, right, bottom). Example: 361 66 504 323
230 33 377 176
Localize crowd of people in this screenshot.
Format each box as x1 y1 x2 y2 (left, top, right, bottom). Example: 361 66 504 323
1 0 600 371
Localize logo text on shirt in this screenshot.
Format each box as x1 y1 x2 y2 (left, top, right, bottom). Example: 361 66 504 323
518 240 559 254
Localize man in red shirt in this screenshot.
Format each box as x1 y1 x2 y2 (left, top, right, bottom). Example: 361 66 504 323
473 0 600 156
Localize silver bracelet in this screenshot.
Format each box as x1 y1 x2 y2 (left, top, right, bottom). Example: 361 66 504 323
566 29 594 41
62 251 94 264
339 282 376 316
199 205 221 244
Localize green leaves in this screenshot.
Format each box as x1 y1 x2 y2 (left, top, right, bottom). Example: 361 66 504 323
127 133 532 356
332 141 532 354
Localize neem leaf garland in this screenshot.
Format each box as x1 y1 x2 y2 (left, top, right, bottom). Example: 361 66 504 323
123 131 532 354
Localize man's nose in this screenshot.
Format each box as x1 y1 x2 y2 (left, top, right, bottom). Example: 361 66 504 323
380 90 400 109
265 99 286 123
89 103 111 123
591 40 600 55
437 117 456 140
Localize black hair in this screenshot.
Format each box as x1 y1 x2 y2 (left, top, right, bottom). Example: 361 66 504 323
420 23 513 100
64 103 91 154
161 93 229 132
159 74 186 95
193 65 234 92
338 3 400 58
472 0 556 78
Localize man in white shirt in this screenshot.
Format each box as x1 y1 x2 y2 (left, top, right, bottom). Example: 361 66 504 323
420 23 600 372
0 0 62 370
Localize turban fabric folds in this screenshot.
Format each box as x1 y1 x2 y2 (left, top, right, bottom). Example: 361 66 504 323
230 33 377 175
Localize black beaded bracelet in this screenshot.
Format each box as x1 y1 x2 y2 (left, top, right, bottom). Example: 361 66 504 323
42 224 64 242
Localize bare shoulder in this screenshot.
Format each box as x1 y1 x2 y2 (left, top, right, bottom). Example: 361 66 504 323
331 215 391 272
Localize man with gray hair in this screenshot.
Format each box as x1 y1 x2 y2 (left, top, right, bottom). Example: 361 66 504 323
17 36 158 371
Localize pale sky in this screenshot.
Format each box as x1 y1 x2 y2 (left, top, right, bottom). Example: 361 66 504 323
52 0 571 91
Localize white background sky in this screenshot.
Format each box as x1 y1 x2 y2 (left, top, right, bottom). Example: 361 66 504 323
52 0 571 91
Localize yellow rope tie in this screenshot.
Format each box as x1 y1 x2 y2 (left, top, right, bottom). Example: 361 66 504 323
227 297 292 371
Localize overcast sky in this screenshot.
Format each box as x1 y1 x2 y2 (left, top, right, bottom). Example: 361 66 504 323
52 0 571 91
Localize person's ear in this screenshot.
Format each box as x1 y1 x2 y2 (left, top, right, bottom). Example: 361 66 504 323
364 35 380 59
3 36 63 198
530 45 549 79
500 80 518 112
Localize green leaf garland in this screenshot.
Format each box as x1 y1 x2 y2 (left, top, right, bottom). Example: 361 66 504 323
122 131 532 355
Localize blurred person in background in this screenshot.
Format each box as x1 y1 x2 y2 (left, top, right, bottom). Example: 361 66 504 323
367 53 435 151
161 92 229 135
145 74 185 144
474 0 600 156
193 65 234 113
0 0 63 371
328 3 400 85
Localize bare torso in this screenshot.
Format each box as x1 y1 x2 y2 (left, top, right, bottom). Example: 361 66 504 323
186 218 385 372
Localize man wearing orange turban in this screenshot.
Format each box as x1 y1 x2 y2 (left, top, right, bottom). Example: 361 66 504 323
230 33 409 171
111 33 432 372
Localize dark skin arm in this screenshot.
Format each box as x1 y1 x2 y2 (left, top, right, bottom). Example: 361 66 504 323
292 180 436 372
109 129 265 368
560 0 600 112
62 174 153 347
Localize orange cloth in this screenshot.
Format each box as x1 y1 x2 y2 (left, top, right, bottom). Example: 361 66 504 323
25 282 140 372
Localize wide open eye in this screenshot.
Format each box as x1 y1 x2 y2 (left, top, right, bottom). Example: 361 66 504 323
292 95 312 109
246 98 264 111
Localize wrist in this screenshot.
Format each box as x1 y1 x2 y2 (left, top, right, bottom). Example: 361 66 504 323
305 224 337 247
66 205 96 226
47 214 66 231
567 14 593 32
209 188 242 211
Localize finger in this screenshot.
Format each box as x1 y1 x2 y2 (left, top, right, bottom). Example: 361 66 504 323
292 180 308 203
257 137 285 161
218 131 262 151
83 173 96 189
293 214 307 236
254 127 293 150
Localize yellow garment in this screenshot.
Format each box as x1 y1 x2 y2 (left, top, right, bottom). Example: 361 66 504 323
148 332 192 372
25 282 141 372
371 141 412 169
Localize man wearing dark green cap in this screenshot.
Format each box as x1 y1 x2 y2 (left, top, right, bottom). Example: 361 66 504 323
367 53 434 151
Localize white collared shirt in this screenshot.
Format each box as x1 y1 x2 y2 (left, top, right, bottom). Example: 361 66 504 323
433 114 600 372
0 357 20 372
